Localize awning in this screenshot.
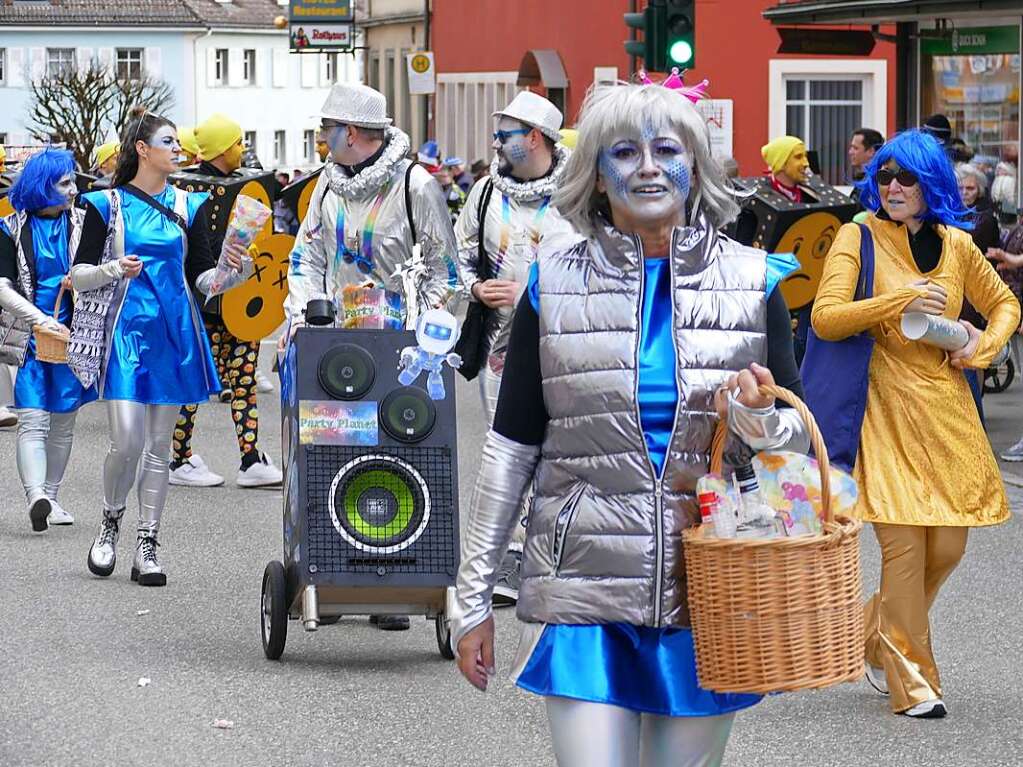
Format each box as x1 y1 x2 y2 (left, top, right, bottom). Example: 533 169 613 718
517 50 568 89
763 0 1023 25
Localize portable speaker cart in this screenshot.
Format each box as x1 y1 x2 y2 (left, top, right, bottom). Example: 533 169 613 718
262 326 460 660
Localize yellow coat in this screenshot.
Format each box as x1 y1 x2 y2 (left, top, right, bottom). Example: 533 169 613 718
811 216 1019 527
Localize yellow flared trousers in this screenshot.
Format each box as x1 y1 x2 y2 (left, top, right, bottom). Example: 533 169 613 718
863 523 969 712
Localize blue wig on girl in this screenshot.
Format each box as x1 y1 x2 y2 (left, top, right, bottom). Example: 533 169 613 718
855 129 973 230
8 147 77 214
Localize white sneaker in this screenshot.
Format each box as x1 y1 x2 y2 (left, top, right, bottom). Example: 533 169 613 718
47 499 74 526
237 453 283 488
169 455 225 487
255 369 274 393
902 698 947 718
865 664 889 695
0 405 17 428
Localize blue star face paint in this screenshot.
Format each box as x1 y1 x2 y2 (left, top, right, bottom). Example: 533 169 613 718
598 128 693 226
494 116 533 176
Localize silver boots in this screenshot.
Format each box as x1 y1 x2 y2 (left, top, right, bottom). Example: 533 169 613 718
131 535 166 587
87 507 124 577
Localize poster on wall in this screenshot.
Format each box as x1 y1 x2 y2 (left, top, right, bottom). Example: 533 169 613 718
695 99 733 159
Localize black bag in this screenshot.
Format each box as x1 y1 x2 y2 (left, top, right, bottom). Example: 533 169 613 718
453 179 495 381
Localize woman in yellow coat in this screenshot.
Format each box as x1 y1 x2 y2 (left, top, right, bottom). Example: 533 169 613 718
812 129 1019 719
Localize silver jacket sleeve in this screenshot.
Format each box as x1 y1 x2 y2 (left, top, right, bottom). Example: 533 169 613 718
0 278 50 327
452 180 487 294
728 396 811 454
409 165 462 308
450 430 540 651
70 260 125 292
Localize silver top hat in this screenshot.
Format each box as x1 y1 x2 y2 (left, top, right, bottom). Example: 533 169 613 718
493 91 563 143
320 83 393 129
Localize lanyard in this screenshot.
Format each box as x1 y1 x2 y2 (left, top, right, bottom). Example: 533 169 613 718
491 193 551 275
334 182 391 272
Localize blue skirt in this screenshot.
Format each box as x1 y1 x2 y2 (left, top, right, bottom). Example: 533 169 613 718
15 341 97 413
515 623 762 717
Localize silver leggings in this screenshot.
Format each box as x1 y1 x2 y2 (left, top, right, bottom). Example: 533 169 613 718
103 401 180 536
16 408 78 503
545 697 734 767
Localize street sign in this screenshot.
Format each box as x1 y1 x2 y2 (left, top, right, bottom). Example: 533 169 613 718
407 51 435 95
289 0 354 52
776 28 875 56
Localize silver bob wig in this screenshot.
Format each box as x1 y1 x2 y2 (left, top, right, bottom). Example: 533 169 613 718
554 82 741 236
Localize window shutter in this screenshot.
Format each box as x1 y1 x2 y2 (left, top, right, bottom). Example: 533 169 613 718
319 55 330 87
206 48 218 87
228 49 244 87
29 48 44 82
144 48 162 79
300 54 317 88
272 48 288 88
76 48 93 73
253 48 265 87
98 48 114 73
8 48 25 87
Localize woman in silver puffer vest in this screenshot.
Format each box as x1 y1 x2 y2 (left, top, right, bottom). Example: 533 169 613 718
451 82 811 767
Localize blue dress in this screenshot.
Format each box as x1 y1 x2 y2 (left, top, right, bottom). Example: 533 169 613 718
1 215 97 413
81 188 220 406
514 252 797 717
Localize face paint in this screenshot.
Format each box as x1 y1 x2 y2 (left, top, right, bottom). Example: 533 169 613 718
494 117 532 175
223 140 244 172
54 173 77 204
598 128 693 225
144 126 182 165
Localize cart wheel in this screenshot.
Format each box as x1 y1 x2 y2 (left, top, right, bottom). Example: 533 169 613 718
984 357 1015 394
435 613 455 660
261 561 288 660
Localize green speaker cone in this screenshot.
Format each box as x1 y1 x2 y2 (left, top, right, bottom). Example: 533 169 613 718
344 469 415 540
330 455 430 550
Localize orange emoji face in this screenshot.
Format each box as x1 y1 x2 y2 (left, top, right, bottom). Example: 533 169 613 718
776 212 842 310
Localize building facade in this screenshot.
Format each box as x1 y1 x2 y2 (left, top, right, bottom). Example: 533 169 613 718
431 0 897 187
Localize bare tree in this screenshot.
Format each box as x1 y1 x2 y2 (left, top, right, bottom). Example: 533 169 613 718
27 62 175 170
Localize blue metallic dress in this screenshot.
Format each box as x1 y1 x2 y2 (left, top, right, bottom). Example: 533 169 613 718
81 188 220 406
2 215 97 413
513 253 796 716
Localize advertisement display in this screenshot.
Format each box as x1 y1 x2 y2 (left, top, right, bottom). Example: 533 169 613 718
289 0 353 52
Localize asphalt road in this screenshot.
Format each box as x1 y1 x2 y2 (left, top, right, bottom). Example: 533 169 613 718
1 348 1021 767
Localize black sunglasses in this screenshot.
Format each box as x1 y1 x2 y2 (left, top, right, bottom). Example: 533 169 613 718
876 167 919 187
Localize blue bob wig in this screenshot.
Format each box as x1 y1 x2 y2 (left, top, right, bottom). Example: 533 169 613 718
8 147 77 214
855 129 973 230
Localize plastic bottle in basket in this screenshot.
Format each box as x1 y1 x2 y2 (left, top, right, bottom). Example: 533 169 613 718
735 463 787 539
696 475 736 538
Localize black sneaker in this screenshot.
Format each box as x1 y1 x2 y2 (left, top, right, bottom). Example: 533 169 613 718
493 550 521 607
369 614 410 631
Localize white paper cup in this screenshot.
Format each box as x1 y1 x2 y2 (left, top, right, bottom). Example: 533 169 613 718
900 312 969 351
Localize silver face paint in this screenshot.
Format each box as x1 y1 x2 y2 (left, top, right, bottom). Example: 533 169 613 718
54 173 78 206
147 126 182 162
599 128 693 224
493 117 532 176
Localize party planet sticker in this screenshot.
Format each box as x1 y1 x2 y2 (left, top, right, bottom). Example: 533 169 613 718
410 53 431 74
299 401 379 446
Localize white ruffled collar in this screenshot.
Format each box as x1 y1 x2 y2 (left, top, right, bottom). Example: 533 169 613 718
489 146 570 202
323 127 412 200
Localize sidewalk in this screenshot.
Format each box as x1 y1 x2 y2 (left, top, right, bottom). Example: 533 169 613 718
983 378 1023 487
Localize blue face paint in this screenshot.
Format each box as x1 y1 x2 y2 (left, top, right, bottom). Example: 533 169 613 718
599 129 693 223
664 157 691 202
598 149 629 199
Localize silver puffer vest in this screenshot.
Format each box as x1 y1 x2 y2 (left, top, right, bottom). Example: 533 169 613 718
518 214 770 628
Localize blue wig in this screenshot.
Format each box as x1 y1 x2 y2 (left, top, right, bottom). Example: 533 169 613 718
855 129 973 230
8 147 77 214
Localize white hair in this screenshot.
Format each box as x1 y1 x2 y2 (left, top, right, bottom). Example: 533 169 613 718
955 162 988 193
554 83 740 236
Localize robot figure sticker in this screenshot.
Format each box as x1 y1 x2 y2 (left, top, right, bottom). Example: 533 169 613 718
298 401 379 446
398 310 462 400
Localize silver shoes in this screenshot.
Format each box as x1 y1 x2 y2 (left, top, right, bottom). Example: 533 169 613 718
131 535 166 587
87 508 123 577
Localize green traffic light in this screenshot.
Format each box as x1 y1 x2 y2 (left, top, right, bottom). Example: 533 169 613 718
669 40 693 66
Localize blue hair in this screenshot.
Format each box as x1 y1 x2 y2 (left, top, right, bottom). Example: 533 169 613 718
855 129 973 230
8 147 77 213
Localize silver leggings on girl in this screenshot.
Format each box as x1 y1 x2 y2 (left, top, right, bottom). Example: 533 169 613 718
16 408 78 503
103 401 180 536
545 697 734 767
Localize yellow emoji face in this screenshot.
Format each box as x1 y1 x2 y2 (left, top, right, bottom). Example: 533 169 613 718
776 211 842 310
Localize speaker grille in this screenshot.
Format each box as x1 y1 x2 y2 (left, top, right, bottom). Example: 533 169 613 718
306 445 456 575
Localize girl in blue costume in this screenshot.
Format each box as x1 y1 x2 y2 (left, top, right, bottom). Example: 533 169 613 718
451 82 809 767
0 148 97 532
71 107 249 587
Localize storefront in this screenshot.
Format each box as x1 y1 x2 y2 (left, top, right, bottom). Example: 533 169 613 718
764 1 1023 218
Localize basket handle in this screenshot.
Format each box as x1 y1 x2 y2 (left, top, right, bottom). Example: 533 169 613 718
51 282 67 322
709 383 832 524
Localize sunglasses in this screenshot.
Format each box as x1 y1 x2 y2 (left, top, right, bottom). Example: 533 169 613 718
876 167 919 187
493 128 532 144
340 244 373 275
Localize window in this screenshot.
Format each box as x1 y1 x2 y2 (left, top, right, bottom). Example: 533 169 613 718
326 52 338 84
304 129 316 162
47 48 76 77
0 133 7 146
243 49 256 85
274 130 286 164
116 48 143 81
0 49 6 85
215 49 229 86
244 130 257 153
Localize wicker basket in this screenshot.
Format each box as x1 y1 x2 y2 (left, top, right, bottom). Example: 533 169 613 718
682 384 863 694
32 285 70 364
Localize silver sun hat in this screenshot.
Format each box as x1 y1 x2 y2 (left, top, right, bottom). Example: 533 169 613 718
493 91 563 142
320 83 393 129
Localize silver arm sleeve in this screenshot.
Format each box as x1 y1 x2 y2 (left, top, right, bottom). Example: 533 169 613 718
0 278 49 326
450 430 540 650
194 257 254 297
728 395 811 454
70 260 124 292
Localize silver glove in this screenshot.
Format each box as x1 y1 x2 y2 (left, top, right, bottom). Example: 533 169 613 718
450 430 540 650
728 392 810 454
194 257 254 298
0 278 49 327
70 260 124 292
